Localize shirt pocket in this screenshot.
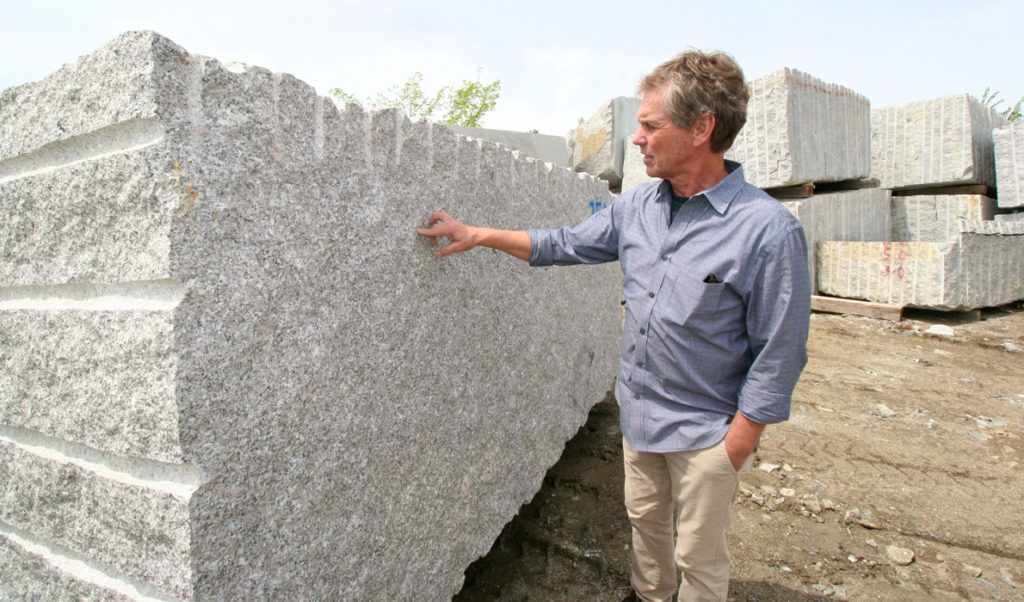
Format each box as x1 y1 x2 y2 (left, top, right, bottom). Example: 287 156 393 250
658 270 725 328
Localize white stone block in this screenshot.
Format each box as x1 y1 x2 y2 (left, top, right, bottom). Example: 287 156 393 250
0 31 622 600
890 194 996 242
727 68 871 189
817 222 1024 310
782 189 891 294
994 122 1024 208
871 94 1007 190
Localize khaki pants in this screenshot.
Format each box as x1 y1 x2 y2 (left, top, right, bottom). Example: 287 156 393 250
623 437 750 602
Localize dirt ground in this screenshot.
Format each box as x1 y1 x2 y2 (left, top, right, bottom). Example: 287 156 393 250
453 302 1024 601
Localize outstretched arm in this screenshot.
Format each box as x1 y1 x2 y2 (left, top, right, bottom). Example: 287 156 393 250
416 212 532 261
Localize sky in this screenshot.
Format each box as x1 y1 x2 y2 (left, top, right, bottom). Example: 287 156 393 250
2 0 1022 136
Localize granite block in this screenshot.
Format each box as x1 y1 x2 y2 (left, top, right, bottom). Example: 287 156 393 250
817 221 1024 310
0 31 621 600
782 188 891 293
567 96 640 188
890 194 996 242
994 122 1024 208
727 68 871 189
996 211 1024 222
871 94 1007 190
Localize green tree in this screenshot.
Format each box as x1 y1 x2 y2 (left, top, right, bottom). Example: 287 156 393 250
981 87 1023 122
332 69 500 128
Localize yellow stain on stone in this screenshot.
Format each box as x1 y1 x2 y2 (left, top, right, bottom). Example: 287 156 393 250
576 127 608 162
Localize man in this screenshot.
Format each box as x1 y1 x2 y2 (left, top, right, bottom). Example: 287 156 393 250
417 50 810 602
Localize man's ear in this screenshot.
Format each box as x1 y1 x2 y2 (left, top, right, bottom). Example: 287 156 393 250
692 113 716 147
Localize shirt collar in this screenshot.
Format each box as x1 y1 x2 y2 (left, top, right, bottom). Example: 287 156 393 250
657 160 746 215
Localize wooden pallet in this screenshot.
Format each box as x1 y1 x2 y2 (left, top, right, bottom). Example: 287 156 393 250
811 295 904 320
891 183 995 197
811 295 984 322
764 178 881 200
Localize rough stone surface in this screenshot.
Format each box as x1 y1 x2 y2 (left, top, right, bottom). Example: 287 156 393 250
445 124 569 168
871 94 1008 190
0 31 621 601
817 221 1024 310
567 96 640 189
891 194 996 242
727 68 871 189
782 189 891 294
994 122 1024 208
996 210 1024 222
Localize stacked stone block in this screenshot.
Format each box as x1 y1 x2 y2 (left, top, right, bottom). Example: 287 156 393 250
817 222 1024 310
891 194 997 242
727 68 871 189
567 96 640 189
994 122 1024 208
0 31 622 600
871 94 1007 190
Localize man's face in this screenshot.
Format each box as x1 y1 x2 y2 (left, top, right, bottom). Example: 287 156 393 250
631 87 696 181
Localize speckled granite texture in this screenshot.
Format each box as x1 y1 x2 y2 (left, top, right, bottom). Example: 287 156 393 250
727 68 871 189
0 31 621 600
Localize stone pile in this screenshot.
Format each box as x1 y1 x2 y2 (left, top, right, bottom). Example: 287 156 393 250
0 31 622 600
818 95 1021 310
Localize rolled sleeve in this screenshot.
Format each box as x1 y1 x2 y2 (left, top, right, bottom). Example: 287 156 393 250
528 204 620 267
737 223 811 424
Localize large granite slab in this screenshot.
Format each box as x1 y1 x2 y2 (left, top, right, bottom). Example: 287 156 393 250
727 68 871 189
871 94 1007 190
994 122 1024 208
817 221 1024 310
0 31 622 600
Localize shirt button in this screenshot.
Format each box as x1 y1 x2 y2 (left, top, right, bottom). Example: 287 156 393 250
636 362 642 368
639 328 645 335
648 292 655 298
629 345 635 353
661 255 668 261
634 393 640 400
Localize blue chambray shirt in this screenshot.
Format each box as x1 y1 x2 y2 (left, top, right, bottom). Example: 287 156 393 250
528 162 810 453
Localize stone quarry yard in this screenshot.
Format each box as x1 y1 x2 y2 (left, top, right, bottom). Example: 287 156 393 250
454 302 1024 601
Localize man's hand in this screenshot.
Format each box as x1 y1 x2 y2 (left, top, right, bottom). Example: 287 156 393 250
416 212 533 261
724 412 765 472
417 212 478 258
